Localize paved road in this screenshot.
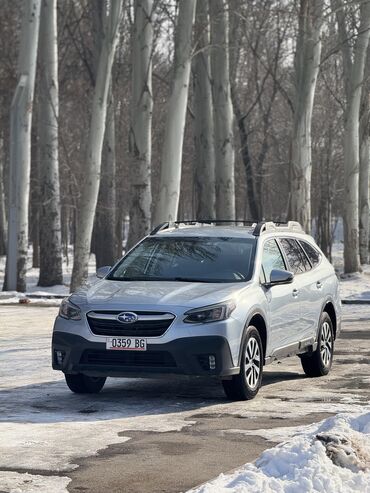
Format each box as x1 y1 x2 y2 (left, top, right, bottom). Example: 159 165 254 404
0 305 369 492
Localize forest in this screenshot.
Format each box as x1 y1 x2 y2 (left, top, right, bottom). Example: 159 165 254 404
0 0 369 292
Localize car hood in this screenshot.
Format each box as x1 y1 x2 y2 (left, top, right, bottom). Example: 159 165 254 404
71 279 251 311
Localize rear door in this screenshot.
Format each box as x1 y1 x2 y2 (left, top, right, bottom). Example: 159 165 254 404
261 239 302 352
278 238 316 343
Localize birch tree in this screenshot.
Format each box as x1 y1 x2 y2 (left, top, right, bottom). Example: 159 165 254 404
5 0 41 291
193 0 215 220
290 0 323 233
210 0 235 221
127 0 153 247
70 0 123 291
334 0 370 273
152 0 196 225
37 0 63 286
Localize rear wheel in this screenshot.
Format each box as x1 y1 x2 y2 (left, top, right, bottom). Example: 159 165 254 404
65 373 106 394
222 326 263 400
300 312 334 377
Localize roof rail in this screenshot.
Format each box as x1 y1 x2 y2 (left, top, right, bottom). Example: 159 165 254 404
149 220 304 237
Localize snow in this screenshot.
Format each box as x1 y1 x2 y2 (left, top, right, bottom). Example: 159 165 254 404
0 472 71 493
189 412 370 493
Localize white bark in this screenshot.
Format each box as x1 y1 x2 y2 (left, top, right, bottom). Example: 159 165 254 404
210 0 235 220
38 0 63 286
127 0 153 247
291 0 323 233
5 0 41 291
334 0 370 273
193 0 215 220
359 85 370 264
152 0 196 225
71 0 123 291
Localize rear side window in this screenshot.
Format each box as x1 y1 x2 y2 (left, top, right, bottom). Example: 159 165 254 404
262 239 286 281
280 238 310 274
300 241 321 267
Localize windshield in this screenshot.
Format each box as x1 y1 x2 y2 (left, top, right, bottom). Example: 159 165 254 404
108 236 256 283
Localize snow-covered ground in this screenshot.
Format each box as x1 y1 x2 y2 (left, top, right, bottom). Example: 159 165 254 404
189 412 370 493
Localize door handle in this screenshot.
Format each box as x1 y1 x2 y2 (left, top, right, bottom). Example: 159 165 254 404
316 281 322 289
292 289 299 297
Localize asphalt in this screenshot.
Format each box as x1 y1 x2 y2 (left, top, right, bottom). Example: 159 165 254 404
67 307 370 493
1 305 369 493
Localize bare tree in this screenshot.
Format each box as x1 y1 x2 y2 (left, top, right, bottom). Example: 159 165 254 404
210 0 235 220
290 0 323 233
359 64 370 264
37 0 63 286
152 0 196 225
334 0 370 273
94 86 117 268
127 0 154 247
71 0 123 291
192 0 215 220
5 0 41 291
0 136 6 256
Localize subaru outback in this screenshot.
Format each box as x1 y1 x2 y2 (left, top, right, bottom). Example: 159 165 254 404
52 220 341 400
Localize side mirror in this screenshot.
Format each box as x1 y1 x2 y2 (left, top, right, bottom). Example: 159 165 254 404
96 266 111 279
265 269 294 287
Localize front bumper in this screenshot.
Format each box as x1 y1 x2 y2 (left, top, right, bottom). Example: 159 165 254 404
52 331 239 378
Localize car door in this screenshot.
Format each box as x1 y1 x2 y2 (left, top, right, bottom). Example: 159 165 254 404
298 239 326 335
278 238 316 344
261 239 301 352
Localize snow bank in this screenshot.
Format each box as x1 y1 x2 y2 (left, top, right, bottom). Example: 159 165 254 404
189 412 370 493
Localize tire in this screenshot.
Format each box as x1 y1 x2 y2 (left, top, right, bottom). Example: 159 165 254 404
222 326 263 401
65 373 106 394
300 312 334 377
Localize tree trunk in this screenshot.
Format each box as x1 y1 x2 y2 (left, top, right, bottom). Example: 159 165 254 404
37 0 63 286
94 87 117 268
0 137 7 256
334 0 370 273
5 0 41 292
70 0 123 292
192 0 215 220
359 86 370 264
209 0 235 221
127 0 153 247
152 0 196 225
290 0 323 233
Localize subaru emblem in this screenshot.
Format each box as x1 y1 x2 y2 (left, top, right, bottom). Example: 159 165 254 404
117 312 138 324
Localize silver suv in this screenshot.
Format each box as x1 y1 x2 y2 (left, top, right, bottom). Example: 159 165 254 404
52 221 341 400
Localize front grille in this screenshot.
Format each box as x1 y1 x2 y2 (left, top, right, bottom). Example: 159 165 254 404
80 350 177 368
86 311 175 337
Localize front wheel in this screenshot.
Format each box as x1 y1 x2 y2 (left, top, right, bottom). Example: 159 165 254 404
65 373 106 394
300 312 334 377
222 326 263 401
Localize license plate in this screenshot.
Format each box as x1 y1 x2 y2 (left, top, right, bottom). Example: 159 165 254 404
106 337 147 351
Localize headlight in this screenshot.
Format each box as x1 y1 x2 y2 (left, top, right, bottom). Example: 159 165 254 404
184 301 236 324
59 298 81 320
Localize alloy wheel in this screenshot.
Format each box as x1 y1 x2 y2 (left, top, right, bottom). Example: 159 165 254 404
245 336 261 389
320 321 332 367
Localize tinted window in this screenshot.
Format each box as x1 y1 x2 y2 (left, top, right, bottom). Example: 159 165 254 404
280 238 310 274
262 240 286 281
108 237 256 283
300 241 321 267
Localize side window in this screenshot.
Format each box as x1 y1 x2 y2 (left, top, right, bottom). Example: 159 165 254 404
280 238 310 274
262 240 286 281
300 241 321 267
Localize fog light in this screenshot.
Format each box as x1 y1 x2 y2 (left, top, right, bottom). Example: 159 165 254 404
55 350 65 365
209 355 216 370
